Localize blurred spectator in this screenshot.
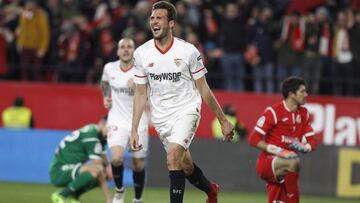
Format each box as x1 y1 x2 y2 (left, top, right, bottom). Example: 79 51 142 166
134 0 152 31
203 8 220 42
17 0 50 80
219 2 247 91
56 21 87 82
331 10 354 96
275 12 304 90
302 7 331 95
287 0 326 14
186 31 207 65
121 14 139 38
2 0 23 31
0 14 15 78
175 1 192 29
211 103 247 142
44 0 63 66
2 95 34 128
61 0 80 21
349 9 360 95
202 8 222 88
246 6 276 93
87 11 117 83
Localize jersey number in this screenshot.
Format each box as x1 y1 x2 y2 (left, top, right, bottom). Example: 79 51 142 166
55 131 80 153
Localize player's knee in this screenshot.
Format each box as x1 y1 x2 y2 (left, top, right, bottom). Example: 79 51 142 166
132 158 145 172
166 149 182 169
111 156 124 166
81 166 99 178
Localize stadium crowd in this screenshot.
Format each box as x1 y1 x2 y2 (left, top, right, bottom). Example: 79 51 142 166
0 0 359 96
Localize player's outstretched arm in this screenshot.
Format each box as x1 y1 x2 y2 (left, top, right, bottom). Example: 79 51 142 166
131 83 147 151
194 76 234 141
91 159 112 203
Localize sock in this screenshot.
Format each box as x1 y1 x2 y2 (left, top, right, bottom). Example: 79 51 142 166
74 178 98 198
60 172 95 197
285 171 299 203
112 164 124 190
169 170 185 203
186 163 212 194
266 182 287 202
133 169 145 199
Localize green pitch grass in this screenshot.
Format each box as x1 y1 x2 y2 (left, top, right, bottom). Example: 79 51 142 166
0 182 358 203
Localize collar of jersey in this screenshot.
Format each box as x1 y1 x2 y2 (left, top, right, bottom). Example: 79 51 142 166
120 66 133 72
154 37 174 55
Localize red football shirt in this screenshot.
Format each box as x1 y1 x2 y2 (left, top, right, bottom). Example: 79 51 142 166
254 101 315 151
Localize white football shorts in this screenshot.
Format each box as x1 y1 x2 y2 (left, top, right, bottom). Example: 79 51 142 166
157 111 200 151
107 124 149 158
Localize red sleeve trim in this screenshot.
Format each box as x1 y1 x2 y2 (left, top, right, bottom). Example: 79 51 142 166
135 75 147 78
191 67 205 74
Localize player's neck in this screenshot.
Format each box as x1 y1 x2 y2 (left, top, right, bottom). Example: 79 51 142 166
284 99 298 112
155 34 173 51
119 60 133 72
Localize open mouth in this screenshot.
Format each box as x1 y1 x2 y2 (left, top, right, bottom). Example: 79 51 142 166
153 27 160 33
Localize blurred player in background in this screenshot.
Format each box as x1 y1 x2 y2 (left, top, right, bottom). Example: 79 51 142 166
130 1 234 203
248 76 317 203
101 38 149 203
49 116 112 203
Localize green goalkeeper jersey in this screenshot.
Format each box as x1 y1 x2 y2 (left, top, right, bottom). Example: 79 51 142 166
53 124 105 165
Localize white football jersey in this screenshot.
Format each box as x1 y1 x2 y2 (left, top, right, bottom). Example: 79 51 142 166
101 60 149 131
134 37 207 126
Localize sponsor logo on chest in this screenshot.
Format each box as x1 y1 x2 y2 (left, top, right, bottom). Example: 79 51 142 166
149 72 182 82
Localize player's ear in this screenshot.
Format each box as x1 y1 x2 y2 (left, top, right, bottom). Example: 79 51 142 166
169 20 175 29
289 91 297 98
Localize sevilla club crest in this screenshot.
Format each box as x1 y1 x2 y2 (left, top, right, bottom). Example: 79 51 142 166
174 58 182 67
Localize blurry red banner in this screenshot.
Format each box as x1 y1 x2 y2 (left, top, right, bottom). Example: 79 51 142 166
0 81 359 146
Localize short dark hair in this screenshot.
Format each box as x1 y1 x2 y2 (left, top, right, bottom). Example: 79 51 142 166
152 0 177 21
281 76 307 99
14 96 24 107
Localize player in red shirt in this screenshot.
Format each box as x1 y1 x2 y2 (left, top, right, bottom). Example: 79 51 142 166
249 76 317 203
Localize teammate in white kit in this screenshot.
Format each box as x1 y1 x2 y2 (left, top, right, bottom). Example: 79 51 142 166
101 38 149 203
130 1 234 203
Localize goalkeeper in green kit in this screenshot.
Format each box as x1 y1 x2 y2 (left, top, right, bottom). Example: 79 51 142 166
49 116 112 203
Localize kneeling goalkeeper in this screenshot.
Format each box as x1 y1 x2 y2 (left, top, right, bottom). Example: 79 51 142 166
49 116 112 203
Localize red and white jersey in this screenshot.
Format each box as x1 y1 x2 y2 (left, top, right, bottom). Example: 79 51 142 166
254 101 315 150
101 60 148 131
133 37 207 126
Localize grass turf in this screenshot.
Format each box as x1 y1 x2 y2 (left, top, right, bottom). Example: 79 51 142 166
0 182 358 203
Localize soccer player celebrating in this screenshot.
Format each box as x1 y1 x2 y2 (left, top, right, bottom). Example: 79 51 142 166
130 1 234 203
50 116 112 203
248 76 317 203
101 38 149 203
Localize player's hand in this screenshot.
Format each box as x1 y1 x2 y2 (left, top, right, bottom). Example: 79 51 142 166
105 164 113 181
103 97 112 109
130 130 143 151
220 119 234 142
277 149 298 159
266 144 298 159
289 140 311 153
